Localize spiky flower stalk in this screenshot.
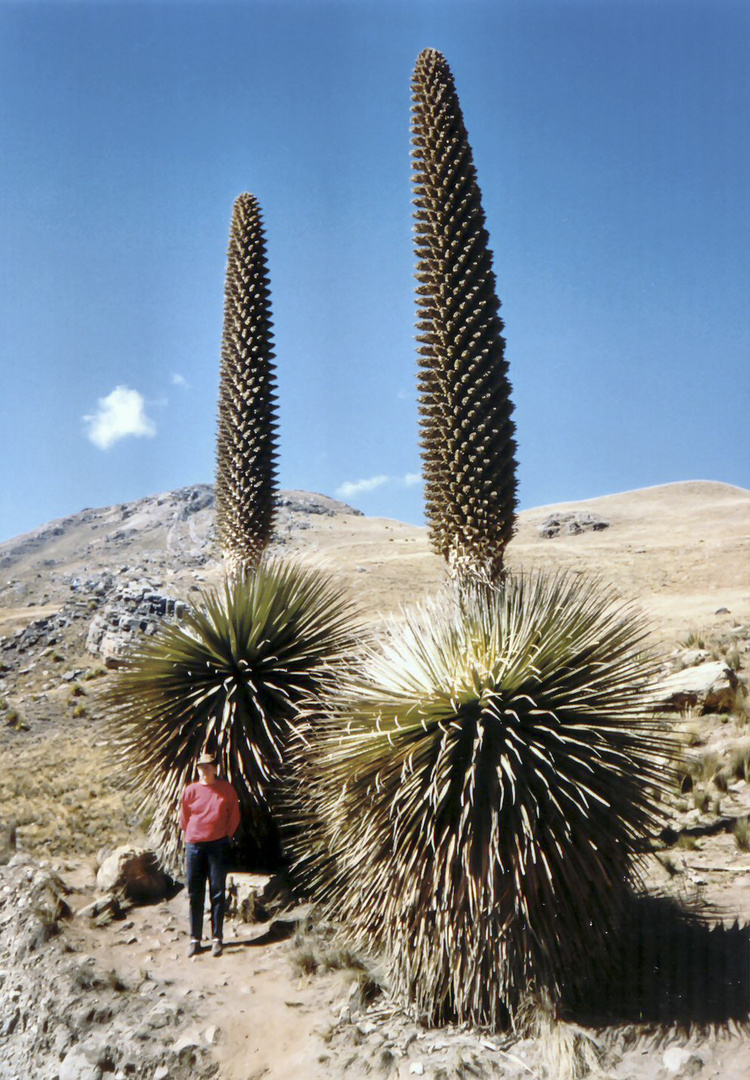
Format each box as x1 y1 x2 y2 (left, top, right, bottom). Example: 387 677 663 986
412 48 518 584
106 559 360 869
216 193 279 573
294 572 673 1027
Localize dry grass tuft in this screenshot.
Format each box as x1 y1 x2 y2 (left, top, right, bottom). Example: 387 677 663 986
728 739 750 783
693 789 710 813
522 1000 607 1080
0 733 137 855
290 923 369 979
734 815 750 853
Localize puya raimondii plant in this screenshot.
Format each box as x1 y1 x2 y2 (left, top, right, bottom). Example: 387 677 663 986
107 194 360 867
108 558 359 869
295 570 673 1027
412 47 518 585
291 51 675 1030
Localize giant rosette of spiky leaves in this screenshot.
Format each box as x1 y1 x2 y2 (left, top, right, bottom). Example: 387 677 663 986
411 49 518 584
107 558 360 870
294 571 674 1028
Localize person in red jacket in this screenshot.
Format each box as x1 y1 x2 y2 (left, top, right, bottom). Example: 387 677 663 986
180 751 240 957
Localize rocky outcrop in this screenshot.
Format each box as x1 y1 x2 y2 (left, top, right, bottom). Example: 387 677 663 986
0 855 217 1080
538 511 610 538
86 582 187 667
1 610 82 657
274 490 362 537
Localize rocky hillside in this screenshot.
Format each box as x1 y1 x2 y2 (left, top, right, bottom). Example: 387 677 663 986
0 486 359 718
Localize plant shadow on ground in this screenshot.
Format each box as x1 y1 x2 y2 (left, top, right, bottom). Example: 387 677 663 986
562 891 749 1034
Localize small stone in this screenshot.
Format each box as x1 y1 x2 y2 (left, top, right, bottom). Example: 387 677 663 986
59 1048 103 1080
173 1035 202 1054
205 1024 220 1044
663 1047 704 1075
76 893 123 922
154 1068 169 1080
409 1064 424 1076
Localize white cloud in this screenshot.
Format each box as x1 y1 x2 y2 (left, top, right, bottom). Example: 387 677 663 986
171 373 189 388
83 385 157 450
335 474 389 499
335 472 423 499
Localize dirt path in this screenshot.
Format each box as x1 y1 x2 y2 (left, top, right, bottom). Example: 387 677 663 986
64 866 352 1080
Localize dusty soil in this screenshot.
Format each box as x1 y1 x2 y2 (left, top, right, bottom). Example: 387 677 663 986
43 846 750 1080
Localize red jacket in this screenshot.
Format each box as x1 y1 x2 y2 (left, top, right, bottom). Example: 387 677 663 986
180 779 241 843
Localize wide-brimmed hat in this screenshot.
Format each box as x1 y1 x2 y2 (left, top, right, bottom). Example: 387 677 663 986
196 752 217 767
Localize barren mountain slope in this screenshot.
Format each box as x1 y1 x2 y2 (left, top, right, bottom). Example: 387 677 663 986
2 479 748 641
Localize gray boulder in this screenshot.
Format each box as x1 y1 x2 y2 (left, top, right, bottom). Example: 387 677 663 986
658 661 744 713
59 1047 104 1080
96 847 171 904
225 872 274 923
538 512 610 538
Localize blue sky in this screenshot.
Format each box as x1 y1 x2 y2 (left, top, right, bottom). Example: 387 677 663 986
1 0 748 542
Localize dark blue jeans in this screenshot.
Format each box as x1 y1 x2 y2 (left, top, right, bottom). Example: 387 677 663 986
186 838 229 942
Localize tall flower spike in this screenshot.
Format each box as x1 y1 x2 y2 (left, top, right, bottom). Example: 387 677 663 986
216 193 280 573
411 49 518 583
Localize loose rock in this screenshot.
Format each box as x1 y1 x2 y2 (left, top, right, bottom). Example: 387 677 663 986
663 1046 705 1075
658 661 744 713
96 847 172 904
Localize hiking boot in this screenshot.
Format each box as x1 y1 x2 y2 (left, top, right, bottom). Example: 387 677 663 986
211 939 223 957
188 939 200 958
